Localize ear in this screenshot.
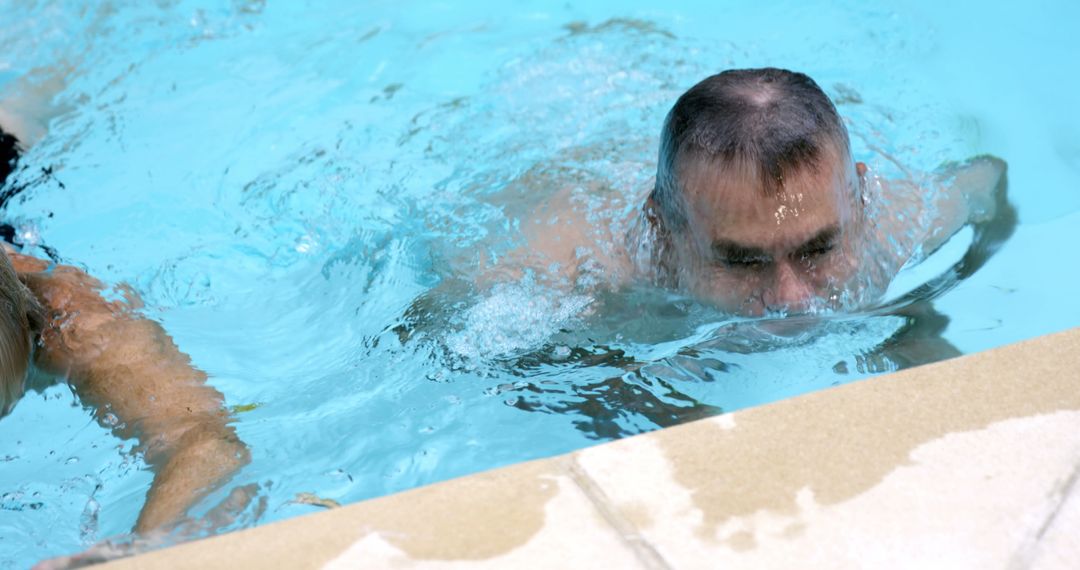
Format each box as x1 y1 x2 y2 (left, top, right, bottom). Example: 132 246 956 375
644 197 664 233
852 161 870 214
643 196 681 287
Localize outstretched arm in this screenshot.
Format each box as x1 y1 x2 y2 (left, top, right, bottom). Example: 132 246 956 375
873 155 1008 270
8 252 249 533
921 155 1007 254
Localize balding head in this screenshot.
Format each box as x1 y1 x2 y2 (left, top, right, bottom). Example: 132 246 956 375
651 68 853 230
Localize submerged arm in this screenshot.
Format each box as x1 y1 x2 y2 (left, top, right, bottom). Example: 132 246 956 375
9 252 249 533
874 155 1008 269
922 155 1008 254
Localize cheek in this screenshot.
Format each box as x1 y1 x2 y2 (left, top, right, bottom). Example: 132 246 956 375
806 248 858 290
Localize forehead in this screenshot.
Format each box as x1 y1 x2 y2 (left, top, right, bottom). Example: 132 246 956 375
677 151 851 250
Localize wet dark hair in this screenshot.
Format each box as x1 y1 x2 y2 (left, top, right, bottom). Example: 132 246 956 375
650 68 851 230
0 128 19 188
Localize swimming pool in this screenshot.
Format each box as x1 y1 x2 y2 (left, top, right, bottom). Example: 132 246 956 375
2 0 1079 565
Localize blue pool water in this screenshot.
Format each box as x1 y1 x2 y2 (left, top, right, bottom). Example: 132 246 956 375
2 0 1079 565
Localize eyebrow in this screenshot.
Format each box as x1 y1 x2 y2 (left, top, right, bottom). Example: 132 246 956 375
711 241 770 263
793 226 841 256
711 225 840 261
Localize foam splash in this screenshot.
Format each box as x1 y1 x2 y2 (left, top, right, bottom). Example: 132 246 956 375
446 277 592 361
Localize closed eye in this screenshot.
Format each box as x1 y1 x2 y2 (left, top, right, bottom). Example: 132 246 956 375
797 242 834 260
794 228 839 263
712 241 771 270
720 255 771 270
712 238 773 269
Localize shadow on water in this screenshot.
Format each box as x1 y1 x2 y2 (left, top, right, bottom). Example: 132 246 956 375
392 288 725 440
503 345 724 440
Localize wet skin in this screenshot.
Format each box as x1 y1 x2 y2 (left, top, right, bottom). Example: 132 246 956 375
487 144 1004 321
408 133 1007 337
662 147 863 316
3 250 249 535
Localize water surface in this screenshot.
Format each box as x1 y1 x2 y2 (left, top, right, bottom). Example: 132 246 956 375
1 0 1078 565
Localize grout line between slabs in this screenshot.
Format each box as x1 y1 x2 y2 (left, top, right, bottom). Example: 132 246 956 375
563 455 675 570
1007 447 1080 570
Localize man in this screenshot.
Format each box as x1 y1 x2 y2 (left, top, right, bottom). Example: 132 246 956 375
1 94 247 535
512 67 1008 317
456 67 1012 439
635 67 1005 315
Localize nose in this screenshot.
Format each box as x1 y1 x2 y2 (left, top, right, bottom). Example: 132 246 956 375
763 261 813 312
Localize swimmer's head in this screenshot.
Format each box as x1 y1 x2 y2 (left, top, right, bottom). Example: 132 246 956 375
647 68 862 316
0 252 43 417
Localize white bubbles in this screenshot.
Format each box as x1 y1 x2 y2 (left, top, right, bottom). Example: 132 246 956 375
294 234 318 254
445 275 592 360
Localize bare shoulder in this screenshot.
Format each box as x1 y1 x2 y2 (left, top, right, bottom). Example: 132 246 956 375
526 190 629 268
9 253 139 377
487 181 635 289
14 257 118 319
937 155 1007 185
866 154 1010 278
4 249 50 274
934 155 1007 223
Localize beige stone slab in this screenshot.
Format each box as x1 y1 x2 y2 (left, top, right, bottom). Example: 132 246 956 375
1024 462 1080 570
574 327 1080 570
92 326 1080 570
98 457 648 570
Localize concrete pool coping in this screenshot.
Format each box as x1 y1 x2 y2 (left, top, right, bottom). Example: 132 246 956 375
98 326 1080 569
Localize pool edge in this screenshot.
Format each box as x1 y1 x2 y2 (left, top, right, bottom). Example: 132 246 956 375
97 326 1080 569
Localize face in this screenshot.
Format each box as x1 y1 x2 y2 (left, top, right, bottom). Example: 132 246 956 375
665 148 861 316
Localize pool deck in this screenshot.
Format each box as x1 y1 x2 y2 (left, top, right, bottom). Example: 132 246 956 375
100 326 1080 570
